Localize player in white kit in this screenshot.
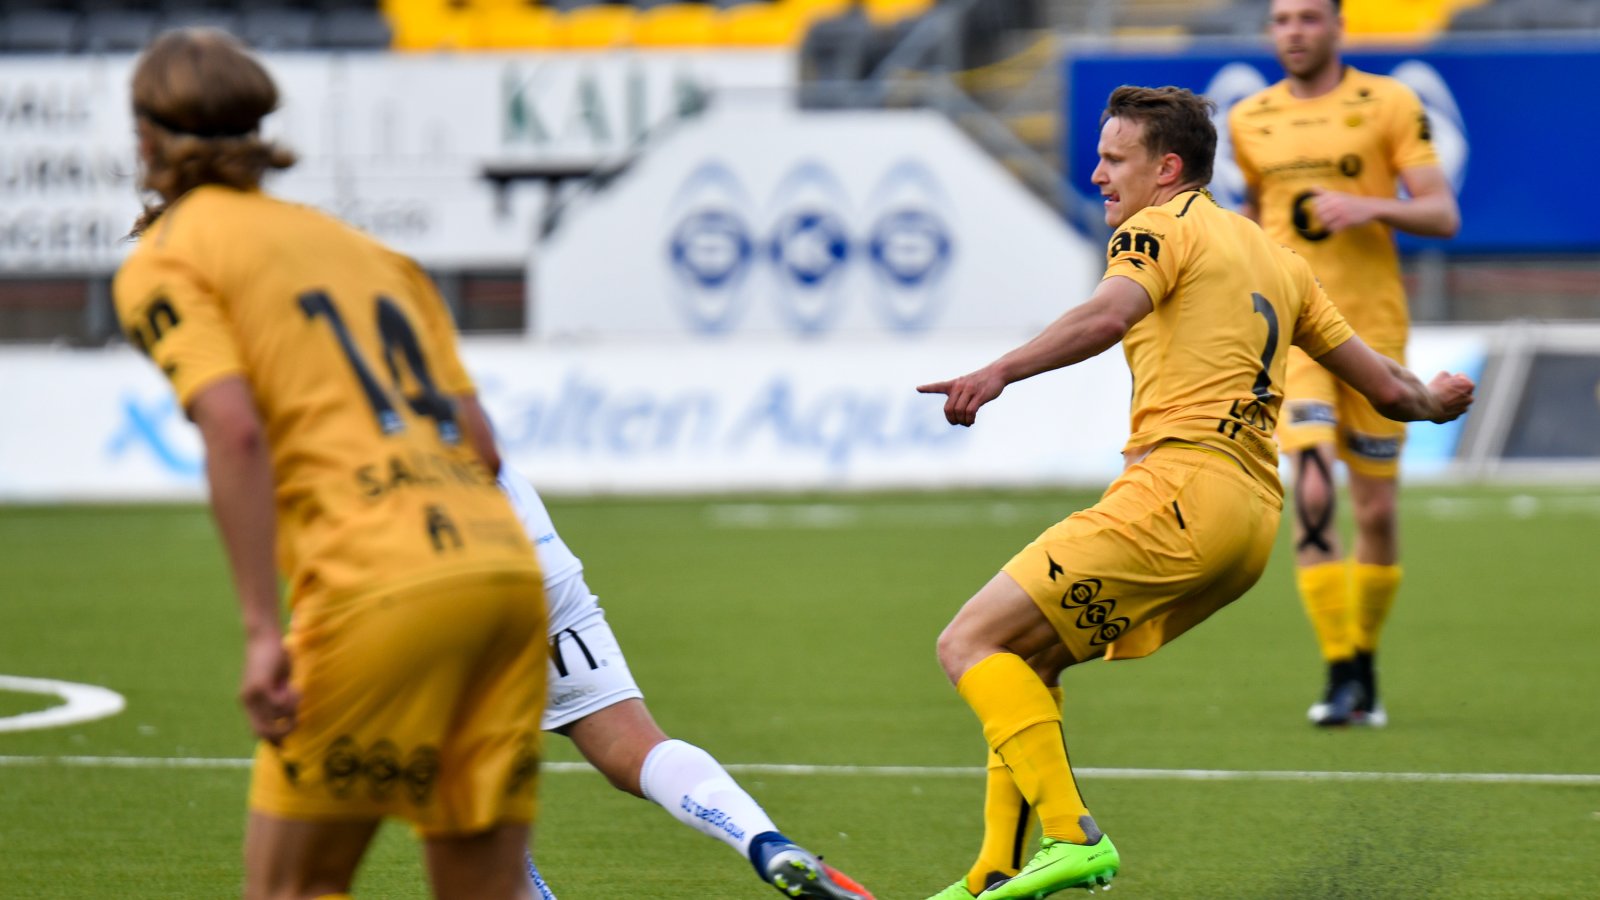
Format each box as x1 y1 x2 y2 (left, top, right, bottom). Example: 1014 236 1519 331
499 470 873 900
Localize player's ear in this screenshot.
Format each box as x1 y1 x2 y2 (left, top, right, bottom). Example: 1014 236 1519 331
1158 151 1184 186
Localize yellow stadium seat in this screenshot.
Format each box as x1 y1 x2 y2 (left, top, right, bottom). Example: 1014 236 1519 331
863 0 931 26
717 1 806 47
385 0 478 51
479 3 561 48
787 0 851 24
557 3 638 49
1344 0 1479 38
635 3 719 47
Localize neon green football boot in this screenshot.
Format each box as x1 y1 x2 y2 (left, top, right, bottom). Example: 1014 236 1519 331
976 835 1119 898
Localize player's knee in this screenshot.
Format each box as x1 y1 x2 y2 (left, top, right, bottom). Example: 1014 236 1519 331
1293 455 1336 517
1294 479 1335 521
935 622 971 684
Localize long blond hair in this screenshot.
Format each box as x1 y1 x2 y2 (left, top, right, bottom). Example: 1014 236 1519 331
129 28 296 236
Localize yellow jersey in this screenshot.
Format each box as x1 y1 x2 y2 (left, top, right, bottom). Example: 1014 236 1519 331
1103 190 1355 496
1228 67 1438 347
114 186 538 608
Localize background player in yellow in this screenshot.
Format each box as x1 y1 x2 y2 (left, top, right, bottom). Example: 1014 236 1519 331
915 86 1473 900
114 29 547 900
1229 0 1461 727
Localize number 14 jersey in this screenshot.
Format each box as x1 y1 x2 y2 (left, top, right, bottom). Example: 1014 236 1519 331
114 185 537 609
1102 190 1354 497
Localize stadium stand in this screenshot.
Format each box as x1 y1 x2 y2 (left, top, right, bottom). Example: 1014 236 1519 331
0 0 388 52
1 0 81 53
1449 0 1600 31
0 0 919 52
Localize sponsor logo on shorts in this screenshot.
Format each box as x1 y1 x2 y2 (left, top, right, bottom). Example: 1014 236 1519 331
325 736 362 797
1289 402 1337 427
680 795 746 842
320 736 441 805
404 746 440 804
1345 432 1401 460
1058 577 1131 648
363 740 402 801
506 736 540 797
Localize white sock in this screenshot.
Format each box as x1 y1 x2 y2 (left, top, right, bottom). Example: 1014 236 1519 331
639 738 779 858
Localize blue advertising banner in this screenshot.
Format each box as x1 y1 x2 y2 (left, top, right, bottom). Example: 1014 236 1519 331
1064 40 1600 253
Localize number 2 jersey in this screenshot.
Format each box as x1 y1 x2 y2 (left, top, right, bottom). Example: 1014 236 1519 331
114 185 538 608
1228 67 1438 348
1102 189 1355 497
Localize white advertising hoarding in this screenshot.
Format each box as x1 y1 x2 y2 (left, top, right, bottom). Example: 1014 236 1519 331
536 104 1104 341
0 329 1487 502
0 51 790 272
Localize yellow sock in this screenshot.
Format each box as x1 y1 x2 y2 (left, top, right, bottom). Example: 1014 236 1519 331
963 686 1063 894
1297 561 1352 661
957 655 1093 845
1350 563 1402 653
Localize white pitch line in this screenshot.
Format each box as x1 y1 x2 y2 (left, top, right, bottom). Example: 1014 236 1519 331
0 756 1595 786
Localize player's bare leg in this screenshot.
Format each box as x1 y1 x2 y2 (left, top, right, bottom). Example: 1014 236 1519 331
1346 469 1401 726
557 698 870 898
561 698 667 797
425 822 534 900
242 812 378 900
1291 443 1344 568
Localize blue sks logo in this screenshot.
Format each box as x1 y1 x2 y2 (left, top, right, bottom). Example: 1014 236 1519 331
668 163 759 335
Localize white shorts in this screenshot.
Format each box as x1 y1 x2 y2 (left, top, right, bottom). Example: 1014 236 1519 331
542 572 644 732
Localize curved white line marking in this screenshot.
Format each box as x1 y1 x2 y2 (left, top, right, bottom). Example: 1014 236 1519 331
0 675 126 733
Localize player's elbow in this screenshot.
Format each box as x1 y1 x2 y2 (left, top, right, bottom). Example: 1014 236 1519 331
1367 379 1417 422
212 414 268 460
1433 206 1461 239
1425 197 1461 239
1442 214 1461 239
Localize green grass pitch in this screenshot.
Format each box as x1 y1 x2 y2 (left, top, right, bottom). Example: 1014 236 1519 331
1 486 1597 898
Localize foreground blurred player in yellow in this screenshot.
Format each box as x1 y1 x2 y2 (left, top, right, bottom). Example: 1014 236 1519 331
916 86 1473 899
114 29 547 899
1230 0 1460 726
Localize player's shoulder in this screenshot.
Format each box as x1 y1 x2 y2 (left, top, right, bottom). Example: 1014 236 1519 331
1229 80 1290 125
1344 67 1421 104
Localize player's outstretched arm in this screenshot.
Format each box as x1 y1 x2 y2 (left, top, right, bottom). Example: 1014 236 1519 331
918 276 1153 426
189 377 299 745
1315 335 1474 424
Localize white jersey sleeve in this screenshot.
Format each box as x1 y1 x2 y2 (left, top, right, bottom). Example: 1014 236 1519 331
497 468 584 587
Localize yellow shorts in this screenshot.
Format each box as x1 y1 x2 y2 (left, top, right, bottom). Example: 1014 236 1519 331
1277 344 1408 478
250 567 547 837
1003 445 1280 663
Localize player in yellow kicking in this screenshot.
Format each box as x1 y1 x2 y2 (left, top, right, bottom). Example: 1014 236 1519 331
1230 0 1460 726
916 86 1473 899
